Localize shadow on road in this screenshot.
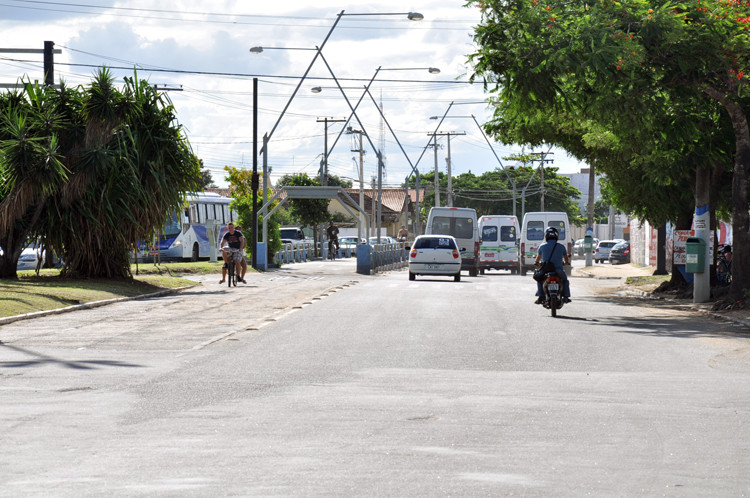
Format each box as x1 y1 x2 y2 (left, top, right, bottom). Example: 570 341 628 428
0 343 144 370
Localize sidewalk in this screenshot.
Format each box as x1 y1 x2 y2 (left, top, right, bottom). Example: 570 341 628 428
574 261 750 330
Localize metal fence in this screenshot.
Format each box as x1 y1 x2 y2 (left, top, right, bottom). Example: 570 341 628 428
273 241 409 274
273 242 317 264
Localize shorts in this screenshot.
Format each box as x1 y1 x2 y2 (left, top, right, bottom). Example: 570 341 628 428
224 247 243 262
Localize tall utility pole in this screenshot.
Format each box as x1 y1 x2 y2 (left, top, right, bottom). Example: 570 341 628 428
0 41 61 88
529 151 554 211
433 131 465 207
317 117 346 185
425 134 442 207
347 127 366 242
251 78 259 269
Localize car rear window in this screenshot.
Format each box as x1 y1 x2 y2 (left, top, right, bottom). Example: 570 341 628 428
414 237 456 250
482 226 498 242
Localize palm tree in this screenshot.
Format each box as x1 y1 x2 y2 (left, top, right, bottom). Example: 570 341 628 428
0 69 200 279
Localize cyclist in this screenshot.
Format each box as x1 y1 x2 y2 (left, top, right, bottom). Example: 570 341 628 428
219 222 246 284
533 226 571 304
326 221 339 258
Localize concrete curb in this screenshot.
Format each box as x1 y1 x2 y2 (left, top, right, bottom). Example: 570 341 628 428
0 286 193 327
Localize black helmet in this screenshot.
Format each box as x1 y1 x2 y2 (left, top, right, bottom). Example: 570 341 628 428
722 244 732 254
544 226 559 242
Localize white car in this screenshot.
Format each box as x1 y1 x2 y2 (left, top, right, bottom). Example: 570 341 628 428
594 239 625 263
368 236 397 245
408 234 462 282
337 236 364 255
17 244 45 271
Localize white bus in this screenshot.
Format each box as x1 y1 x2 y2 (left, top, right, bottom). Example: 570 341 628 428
135 192 238 262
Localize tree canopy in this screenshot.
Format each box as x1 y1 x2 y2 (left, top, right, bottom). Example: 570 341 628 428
0 70 201 278
467 0 749 297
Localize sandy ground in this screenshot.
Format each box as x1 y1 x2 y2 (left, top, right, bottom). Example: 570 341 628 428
574 261 750 330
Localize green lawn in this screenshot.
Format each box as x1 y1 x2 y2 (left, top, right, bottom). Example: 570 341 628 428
0 261 243 319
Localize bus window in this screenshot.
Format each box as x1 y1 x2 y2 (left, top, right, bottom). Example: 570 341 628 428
191 205 198 223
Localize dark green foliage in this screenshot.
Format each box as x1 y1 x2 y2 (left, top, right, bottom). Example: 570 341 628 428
0 70 201 279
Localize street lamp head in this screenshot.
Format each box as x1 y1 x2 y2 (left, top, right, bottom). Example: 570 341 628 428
249 46 263 54
311 86 322 93
429 116 439 120
428 67 441 74
407 12 424 21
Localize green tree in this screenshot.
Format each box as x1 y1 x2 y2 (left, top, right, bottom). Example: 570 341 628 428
224 165 281 263
0 70 201 279
275 173 330 229
467 0 749 298
199 160 218 189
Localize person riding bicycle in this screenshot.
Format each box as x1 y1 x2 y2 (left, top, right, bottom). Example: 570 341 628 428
326 221 339 256
534 226 571 304
219 222 246 284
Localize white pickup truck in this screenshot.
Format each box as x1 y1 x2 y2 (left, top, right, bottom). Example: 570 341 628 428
279 226 313 247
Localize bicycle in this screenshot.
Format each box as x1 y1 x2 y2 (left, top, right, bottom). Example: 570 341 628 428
717 253 732 285
328 238 338 260
226 248 240 287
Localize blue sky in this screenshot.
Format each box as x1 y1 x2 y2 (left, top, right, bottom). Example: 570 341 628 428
1 0 588 187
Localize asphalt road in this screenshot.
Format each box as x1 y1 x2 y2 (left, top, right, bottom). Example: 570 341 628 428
1 259 750 496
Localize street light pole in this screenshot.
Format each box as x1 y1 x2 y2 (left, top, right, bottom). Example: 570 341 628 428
314 65 439 241
251 9 425 248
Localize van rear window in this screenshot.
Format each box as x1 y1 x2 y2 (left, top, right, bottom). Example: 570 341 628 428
500 226 517 242
527 221 545 241
482 226 498 242
432 216 474 239
549 220 566 239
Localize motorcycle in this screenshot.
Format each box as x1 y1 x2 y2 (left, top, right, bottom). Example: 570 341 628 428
541 271 565 317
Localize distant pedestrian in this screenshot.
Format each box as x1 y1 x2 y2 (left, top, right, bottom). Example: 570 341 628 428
397 225 408 243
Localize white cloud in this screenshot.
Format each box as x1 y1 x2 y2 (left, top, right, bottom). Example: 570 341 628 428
0 1 587 188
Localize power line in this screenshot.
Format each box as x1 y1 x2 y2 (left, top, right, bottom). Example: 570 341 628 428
2 1 477 30
1 57 475 85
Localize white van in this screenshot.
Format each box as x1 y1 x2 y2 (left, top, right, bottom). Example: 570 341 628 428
478 215 520 274
425 207 480 276
520 211 572 276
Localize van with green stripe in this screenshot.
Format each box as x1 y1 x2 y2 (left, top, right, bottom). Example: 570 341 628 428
478 215 520 274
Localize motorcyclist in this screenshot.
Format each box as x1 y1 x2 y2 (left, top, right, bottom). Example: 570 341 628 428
534 226 571 304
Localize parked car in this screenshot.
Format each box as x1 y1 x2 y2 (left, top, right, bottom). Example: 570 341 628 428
573 239 584 258
338 236 364 255
408 234 462 282
368 236 397 245
17 243 45 271
574 237 599 258
594 239 623 263
608 241 631 264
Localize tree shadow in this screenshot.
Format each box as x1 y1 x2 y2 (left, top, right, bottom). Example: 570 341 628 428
0 343 144 370
586 295 750 339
